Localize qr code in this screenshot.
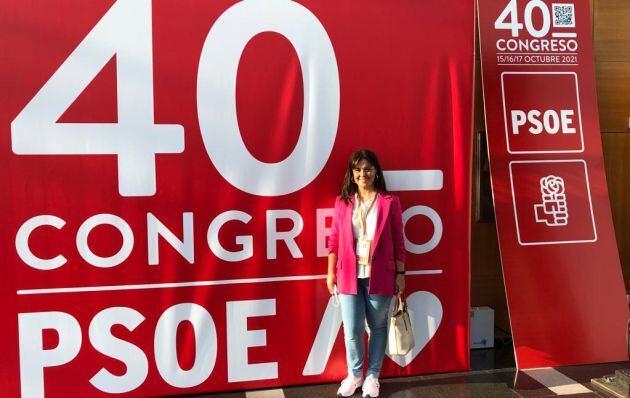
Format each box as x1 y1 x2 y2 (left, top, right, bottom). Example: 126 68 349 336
552 3 575 27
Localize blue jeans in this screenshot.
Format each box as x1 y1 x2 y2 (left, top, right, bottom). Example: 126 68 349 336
339 278 392 378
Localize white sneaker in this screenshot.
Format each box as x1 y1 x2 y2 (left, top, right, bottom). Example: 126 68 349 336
361 375 380 398
337 374 363 397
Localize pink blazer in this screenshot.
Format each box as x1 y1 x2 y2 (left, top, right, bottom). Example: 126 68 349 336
328 193 405 295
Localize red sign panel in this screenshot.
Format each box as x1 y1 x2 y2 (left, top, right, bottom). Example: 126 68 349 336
0 0 474 396
502 72 584 153
478 0 629 368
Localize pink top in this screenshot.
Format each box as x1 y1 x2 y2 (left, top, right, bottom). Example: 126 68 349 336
328 192 405 295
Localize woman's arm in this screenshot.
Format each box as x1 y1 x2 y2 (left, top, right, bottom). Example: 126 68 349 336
395 260 405 294
391 196 406 264
327 253 337 294
327 197 340 294
392 196 406 294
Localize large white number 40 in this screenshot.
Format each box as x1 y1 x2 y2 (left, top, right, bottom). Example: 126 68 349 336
495 0 550 38
11 0 184 196
494 0 523 37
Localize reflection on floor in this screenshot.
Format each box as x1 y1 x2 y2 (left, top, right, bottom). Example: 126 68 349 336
192 346 629 398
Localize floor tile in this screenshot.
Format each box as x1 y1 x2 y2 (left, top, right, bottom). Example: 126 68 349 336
186 357 630 398
556 361 630 384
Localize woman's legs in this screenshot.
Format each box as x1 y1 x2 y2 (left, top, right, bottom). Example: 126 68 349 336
365 290 392 379
340 279 393 379
339 282 367 377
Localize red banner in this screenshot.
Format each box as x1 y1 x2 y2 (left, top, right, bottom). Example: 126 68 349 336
478 0 629 368
0 0 474 396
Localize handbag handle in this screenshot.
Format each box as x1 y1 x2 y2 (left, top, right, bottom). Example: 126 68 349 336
394 292 407 313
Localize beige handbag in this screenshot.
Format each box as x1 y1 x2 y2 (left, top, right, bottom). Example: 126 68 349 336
387 294 415 356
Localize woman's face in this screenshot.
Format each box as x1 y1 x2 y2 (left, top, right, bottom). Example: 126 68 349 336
352 159 376 191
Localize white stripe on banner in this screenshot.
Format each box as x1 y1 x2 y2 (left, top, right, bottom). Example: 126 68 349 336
551 32 577 38
384 170 443 191
524 368 591 395
17 270 443 295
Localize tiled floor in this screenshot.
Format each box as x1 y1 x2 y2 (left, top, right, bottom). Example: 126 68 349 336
190 346 629 398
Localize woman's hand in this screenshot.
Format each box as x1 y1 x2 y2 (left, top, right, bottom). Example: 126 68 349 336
327 272 337 294
395 274 405 295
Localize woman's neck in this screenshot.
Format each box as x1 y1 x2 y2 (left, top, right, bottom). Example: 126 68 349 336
357 187 376 203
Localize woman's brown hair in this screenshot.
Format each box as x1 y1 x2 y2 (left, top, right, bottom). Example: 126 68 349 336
341 149 387 203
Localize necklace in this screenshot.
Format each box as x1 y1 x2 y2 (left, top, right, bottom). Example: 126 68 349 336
358 192 376 205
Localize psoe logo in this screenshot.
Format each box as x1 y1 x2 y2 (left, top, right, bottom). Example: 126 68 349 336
534 175 568 227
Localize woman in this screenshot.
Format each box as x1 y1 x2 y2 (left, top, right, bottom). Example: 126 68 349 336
327 149 406 398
